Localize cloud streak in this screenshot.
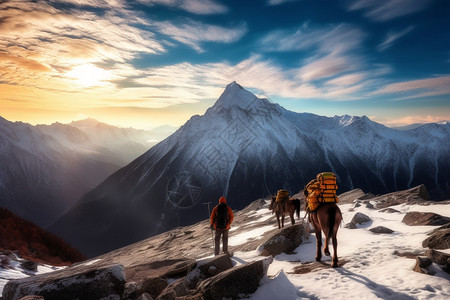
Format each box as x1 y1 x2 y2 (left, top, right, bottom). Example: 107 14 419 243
377 26 415 51
348 0 432 22
155 20 248 52
372 75 450 98
138 0 228 15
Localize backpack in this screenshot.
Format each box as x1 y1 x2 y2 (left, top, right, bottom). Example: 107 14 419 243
316 172 339 203
276 189 289 203
216 203 228 229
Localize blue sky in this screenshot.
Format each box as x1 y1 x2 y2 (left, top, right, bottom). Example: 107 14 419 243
0 0 449 129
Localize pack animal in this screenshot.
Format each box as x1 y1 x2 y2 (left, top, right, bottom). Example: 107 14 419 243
269 190 301 229
304 172 342 267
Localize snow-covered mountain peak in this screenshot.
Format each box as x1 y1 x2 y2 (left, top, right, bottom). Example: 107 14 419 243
210 81 272 113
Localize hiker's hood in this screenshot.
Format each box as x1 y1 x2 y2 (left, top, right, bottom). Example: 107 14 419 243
219 196 226 204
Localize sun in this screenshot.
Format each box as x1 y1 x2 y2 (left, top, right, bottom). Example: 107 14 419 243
66 64 112 87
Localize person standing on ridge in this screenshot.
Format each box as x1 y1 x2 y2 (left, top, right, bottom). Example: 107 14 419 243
210 196 234 256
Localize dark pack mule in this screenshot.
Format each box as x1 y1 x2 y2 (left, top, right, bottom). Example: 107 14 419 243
309 202 342 267
269 196 301 229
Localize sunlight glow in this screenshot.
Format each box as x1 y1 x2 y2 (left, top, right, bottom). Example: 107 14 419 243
65 64 112 87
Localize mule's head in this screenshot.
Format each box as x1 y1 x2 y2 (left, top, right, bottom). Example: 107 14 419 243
269 195 276 210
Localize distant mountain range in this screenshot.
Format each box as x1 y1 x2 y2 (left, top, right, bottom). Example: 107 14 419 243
48 82 450 257
0 117 175 228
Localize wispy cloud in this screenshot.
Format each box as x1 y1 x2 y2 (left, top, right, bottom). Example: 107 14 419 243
377 26 415 51
260 23 367 83
372 115 449 127
372 75 450 98
155 20 248 52
348 0 432 22
267 0 299 6
259 23 365 54
138 0 228 14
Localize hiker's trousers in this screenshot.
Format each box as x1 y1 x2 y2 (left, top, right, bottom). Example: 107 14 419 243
214 229 229 256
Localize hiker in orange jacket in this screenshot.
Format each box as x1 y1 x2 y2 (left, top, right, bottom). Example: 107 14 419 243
210 196 234 256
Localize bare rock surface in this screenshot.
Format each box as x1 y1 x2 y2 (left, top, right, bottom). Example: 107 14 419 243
258 223 309 256
372 185 430 208
197 257 273 300
345 212 372 229
369 226 394 234
338 189 371 204
412 256 436 275
3 264 126 300
402 212 450 226
422 228 450 250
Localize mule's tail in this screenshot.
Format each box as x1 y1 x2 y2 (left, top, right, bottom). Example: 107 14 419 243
328 206 336 238
295 199 301 220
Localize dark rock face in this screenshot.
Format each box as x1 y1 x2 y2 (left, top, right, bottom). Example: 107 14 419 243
19 261 38 272
402 212 450 226
369 226 394 234
198 257 272 300
422 228 450 249
258 223 309 257
3 264 126 300
412 256 436 275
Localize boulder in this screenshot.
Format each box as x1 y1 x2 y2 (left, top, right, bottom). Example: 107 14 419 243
197 254 233 277
198 257 273 300
123 258 196 299
2 264 125 300
20 260 38 272
412 256 435 275
422 228 450 250
345 212 372 229
369 226 394 234
136 294 154 300
156 279 189 300
258 223 309 257
402 212 450 226
338 189 368 204
425 249 450 265
18 296 44 300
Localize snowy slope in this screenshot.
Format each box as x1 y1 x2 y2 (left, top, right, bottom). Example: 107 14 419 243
3 189 449 299
235 200 450 300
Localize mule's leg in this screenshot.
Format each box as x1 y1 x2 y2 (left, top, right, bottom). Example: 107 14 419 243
331 211 341 267
312 219 322 261
331 233 338 267
281 215 285 228
276 214 281 229
323 227 331 256
290 212 295 225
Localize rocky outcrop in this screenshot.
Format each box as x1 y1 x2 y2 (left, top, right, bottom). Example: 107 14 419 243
3 264 126 300
258 223 309 257
198 257 273 300
402 212 450 226
373 185 430 209
425 249 450 266
422 228 450 250
412 256 435 275
369 226 394 234
123 258 196 299
345 212 372 229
